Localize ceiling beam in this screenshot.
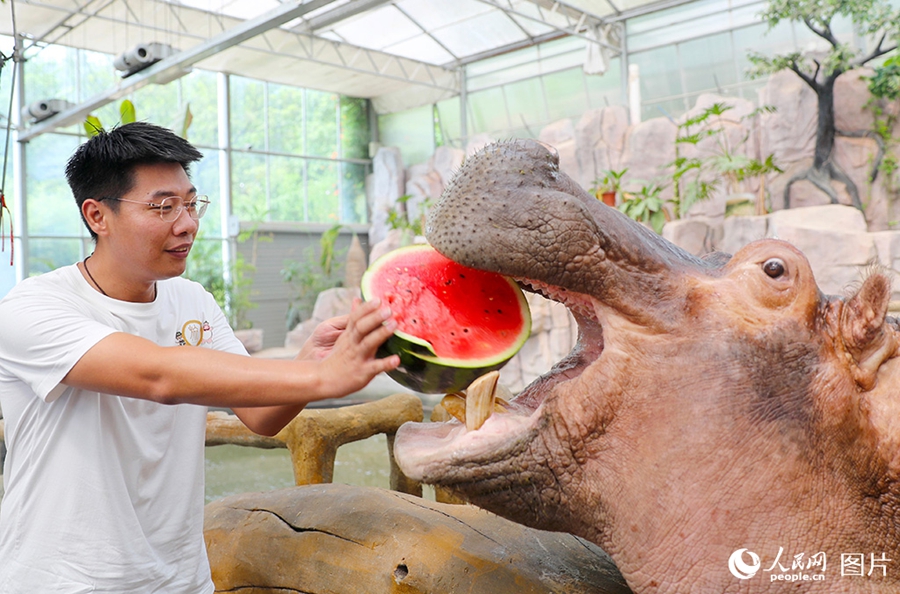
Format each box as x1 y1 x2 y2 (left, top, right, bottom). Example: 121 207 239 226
475 0 620 52
18 0 339 141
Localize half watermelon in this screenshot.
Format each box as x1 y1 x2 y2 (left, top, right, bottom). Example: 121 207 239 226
361 244 531 393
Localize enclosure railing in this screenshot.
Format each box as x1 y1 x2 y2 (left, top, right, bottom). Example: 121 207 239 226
205 392 424 496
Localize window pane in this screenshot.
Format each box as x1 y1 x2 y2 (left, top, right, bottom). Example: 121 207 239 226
585 57 622 110
631 46 683 106
341 97 370 160
133 81 181 129
680 32 736 94
306 160 339 224
26 134 82 236
544 68 589 122
79 51 119 103
504 77 548 131
268 83 305 155
231 151 268 220
306 90 338 158
378 105 434 166
231 77 266 150
436 96 462 148
28 238 81 276
340 162 368 224
192 149 222 236
467 87 509 136
269 154 306 222
180 71 219 148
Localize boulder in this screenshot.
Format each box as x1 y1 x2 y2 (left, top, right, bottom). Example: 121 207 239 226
620 117 676 192
539 119 579 181
431 145 465 188
662 217 721 256
204 483 631 594
757 70 818 167
834 68 877 133
575 105 630 191
370 147 406 246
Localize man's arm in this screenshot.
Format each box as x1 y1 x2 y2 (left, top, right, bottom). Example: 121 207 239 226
230 310 358 435
62 299 399 435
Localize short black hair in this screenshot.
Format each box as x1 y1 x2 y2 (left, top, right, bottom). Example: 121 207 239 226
65 121 203 239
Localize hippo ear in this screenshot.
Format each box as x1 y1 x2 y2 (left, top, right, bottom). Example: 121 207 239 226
840 273 899 390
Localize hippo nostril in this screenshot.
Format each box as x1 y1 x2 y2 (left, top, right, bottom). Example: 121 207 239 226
763 258 786 278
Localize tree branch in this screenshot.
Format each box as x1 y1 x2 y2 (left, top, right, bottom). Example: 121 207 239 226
856 34 897 67
789 60 819 91
803 16 840 47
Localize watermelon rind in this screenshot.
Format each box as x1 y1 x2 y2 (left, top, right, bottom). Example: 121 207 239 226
361 244 532 394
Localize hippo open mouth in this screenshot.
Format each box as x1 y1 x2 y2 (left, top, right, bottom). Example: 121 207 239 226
392 139 900 593
394 278 603 478
394 138 710 497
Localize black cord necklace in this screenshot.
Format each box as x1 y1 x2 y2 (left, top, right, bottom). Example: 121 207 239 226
82 256 108 296
83 256 157 301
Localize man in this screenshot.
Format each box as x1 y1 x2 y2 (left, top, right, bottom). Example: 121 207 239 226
0 121 399 592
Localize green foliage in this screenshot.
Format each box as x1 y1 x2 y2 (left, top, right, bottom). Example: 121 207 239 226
590 168 629 196
84 99 136 137
387 194 432 238
748 0 900 82
186 234 258 330
869 55 900 101
319 224 342 276
82 99 193 140
618 182 668 234
281 227 346 331
669 102 780 217
865 64 900 193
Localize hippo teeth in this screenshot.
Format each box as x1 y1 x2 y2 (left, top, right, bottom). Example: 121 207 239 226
515 278 597 321
438 371 510 431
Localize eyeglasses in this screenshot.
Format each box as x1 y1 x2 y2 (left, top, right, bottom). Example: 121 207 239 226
100 196 210 222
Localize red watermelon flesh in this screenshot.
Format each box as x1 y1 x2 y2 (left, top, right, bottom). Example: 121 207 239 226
366 246 527 363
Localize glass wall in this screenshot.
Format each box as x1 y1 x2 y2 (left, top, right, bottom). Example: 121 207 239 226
229 78 370 225
378 0 866 156
0 38 373 298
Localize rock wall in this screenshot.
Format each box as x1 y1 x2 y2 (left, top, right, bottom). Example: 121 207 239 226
356 70 900 394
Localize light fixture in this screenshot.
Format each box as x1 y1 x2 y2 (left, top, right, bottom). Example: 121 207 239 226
21 99 75 123
113 42 178 78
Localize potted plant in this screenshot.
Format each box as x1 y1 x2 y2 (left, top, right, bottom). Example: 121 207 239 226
618 180 668 234
591 168 628 207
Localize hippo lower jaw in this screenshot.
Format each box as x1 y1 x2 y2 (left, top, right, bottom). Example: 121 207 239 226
394 281 604 486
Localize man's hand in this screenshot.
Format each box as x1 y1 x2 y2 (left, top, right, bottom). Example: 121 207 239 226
296 314 349 361
313 298 400 398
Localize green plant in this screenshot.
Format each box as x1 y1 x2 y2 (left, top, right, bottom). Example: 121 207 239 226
387 194 431 238
591 168 628 195
865 56 900 224
618 181 668 234
84 100 193 139
281 224 346 331
670 102 781 216
186 233 258 330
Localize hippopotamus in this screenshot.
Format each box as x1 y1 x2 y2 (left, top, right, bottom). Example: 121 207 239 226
393 139 900 592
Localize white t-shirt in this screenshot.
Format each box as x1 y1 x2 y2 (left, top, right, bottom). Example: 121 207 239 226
0 264 248 593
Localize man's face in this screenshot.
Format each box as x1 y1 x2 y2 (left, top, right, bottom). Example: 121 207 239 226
102 161 200 283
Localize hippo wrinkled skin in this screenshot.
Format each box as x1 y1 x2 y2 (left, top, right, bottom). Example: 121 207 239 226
393 139 900 593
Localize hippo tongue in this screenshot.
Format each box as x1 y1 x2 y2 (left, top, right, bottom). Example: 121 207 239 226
427 139 708 327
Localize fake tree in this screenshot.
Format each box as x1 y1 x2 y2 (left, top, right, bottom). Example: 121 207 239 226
748 0 899 211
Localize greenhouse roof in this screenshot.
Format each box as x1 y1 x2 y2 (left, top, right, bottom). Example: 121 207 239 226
1 0 689 136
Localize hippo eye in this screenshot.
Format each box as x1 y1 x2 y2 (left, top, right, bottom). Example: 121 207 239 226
762 258 786 278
